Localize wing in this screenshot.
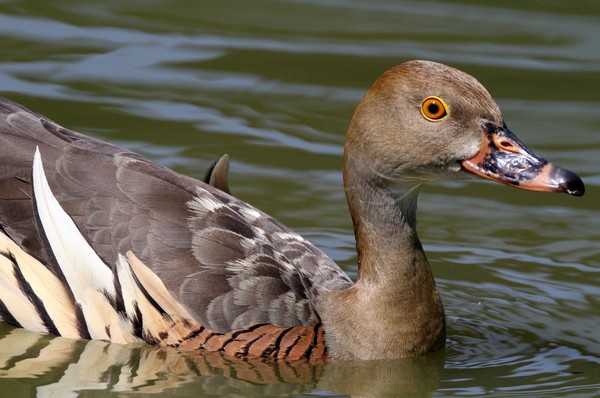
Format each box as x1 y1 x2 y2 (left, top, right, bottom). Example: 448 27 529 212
0 97 352 333
0 152 325 359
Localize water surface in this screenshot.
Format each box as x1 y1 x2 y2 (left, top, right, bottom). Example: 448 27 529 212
0 1 599 396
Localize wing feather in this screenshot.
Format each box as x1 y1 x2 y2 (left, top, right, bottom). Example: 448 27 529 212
0 97 353 337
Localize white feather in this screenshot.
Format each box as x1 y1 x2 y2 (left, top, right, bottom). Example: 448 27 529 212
0 148 199 347
117 252 200 345
32 148 116 340
0 244 46 333
0 231 79 338
188 191 224 217
125 251 196 320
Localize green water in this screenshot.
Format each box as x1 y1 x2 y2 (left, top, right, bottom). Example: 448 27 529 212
0 1 599 396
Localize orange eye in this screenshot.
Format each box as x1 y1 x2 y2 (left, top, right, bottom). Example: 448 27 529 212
420 96 448 121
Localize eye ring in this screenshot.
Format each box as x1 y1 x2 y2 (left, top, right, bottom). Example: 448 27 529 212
420 96 449 122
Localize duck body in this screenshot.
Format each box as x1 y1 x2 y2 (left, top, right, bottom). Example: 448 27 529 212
0 61 584 360
0 98 348 359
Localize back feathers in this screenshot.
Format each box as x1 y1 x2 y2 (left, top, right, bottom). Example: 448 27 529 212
0 148 200 346
0 149 327 361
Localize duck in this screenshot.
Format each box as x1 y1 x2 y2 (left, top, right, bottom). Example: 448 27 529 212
0 60 585 361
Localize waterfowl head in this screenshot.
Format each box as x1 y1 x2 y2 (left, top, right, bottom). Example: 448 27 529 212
344 60 584 196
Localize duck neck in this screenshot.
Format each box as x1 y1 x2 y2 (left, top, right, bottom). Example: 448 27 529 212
350 179 422 284
319 164 446 359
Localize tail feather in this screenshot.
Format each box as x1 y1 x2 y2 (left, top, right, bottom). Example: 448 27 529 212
0 246 46 333
22 148 199 346
125 251 196 320
32 148 121 341
32 148 116 297
116 252 200 346
0 232 79 337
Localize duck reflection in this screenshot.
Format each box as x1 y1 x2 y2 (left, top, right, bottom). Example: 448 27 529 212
0 326 444 397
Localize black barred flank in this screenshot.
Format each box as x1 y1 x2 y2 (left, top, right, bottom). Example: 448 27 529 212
230 323 270 339
202 332 217 345
239 334 263 357
218 324 273 356
11 254 59 336
274 327 292 356
306 323 323 358
186 325 206 340
279 327 301 358
242 329 279 358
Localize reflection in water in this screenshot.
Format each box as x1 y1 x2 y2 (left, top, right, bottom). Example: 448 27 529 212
0 327 319 396
316 353 445 398
0 326 444 397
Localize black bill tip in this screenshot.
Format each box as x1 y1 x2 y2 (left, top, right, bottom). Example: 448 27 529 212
554 167 585 197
